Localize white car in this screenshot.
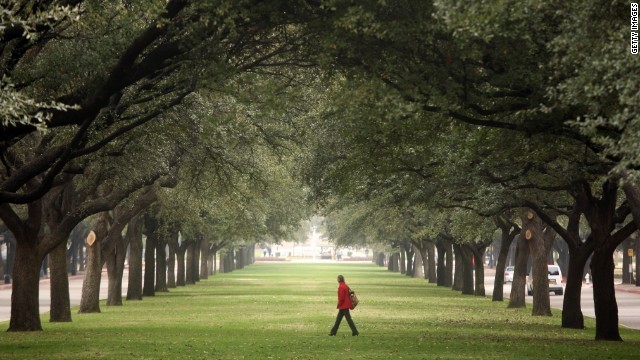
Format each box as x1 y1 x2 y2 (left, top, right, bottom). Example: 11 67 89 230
527 265 564 296
504 266 515 283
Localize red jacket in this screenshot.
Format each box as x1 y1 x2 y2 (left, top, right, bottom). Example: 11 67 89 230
337 281 353 310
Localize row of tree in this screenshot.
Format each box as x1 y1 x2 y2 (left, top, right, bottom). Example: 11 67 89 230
0 0 317 331
296 0 640 342
1 0 639 343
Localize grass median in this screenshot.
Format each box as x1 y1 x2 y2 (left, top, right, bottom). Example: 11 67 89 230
1 262 639 359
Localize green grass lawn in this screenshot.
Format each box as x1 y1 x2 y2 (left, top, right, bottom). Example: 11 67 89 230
1 263 639 359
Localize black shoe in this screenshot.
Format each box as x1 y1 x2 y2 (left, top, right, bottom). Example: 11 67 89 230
352 332 359 336
328 333 336 336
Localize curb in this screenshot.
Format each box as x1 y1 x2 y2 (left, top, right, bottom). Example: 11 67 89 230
615 286 640 295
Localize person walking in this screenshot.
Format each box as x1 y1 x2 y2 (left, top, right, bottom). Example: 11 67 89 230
329 275 359 336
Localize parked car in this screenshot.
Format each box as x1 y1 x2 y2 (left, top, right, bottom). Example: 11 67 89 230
527 265 563 296
504 266 515 283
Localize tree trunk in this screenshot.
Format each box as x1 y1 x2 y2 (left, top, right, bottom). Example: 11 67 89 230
471 245 487 296
143 233 156 296
126 216 143 300
248 244 256 264
235 247 245 270
636 237 640 287
167 233 177 288
49 239 72 322
186 242 196 284
562 248 591 329
508 234 530 309
212 250 217 275
460 245 474 295
226 249 235 273
8 240 44 331
493 220 518 302
208 252 214 276
376 252 385 266
406 248 414 277
219 251 226 273
591 246 622 341
445 240 454 287
523 209 553 317
176 247 187 286
106 234 127 305
426 241 436 283
473 252 485 297
155 240 167 292
200 239 209 279
452 243 463 291
399 249 406 274
402 242 414 277
412 244 424 279
79 213 108 314
436 241 446 286
193 238 201 282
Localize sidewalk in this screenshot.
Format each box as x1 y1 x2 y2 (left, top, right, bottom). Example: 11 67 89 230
0 271 127 323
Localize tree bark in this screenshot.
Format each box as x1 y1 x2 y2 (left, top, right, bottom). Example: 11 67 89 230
523 209 554 317
376 252 385 266
235 247 245 270
176 247 187 286
452 243 463 291
49 240 71 321
200 239 209 279
508 233 529 309
412 244 424 279
126 215 143 300
473 249 485 296
468 242 490 297
562 248 590 329
445 240 454 286
493 217 518 301
106 233 127 305
426 241 436 283
8 239 44 331
167 229 178 288
78 213 108 314
212 250 217 275
591 246 621 341
193 237 201 282
636 236 640 287
402 241 414 277
460 245 474 295
143 232 156 296
436 241 446 286
155 239 167 292
186 242 196 284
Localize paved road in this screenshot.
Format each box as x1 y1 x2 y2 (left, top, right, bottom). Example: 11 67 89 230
0 271 128 323
484 271 640 330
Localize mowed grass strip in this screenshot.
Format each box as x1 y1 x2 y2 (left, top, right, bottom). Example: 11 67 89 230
1 263 639 359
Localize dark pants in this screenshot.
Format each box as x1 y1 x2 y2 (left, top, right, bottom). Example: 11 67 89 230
330 309 358 335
